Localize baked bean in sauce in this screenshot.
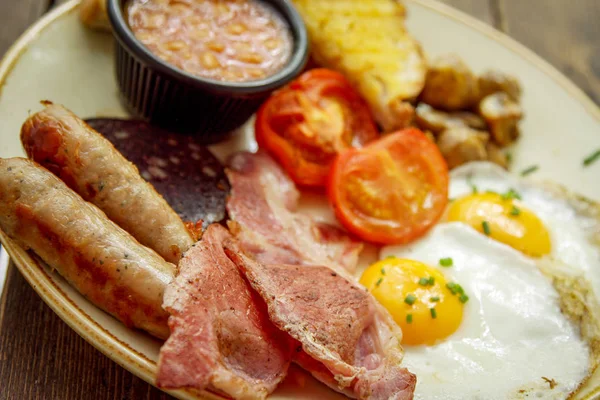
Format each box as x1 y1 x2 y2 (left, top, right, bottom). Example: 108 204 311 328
127 0 294 82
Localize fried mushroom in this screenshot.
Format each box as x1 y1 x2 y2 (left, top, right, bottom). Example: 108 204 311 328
478 70 522 101
486 142 510 169
415 103 486 135
420 54 479 111
479 92 523 146
437 127 489 169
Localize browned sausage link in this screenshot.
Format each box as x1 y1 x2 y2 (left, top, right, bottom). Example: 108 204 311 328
0 158 173 339
20 103 194 264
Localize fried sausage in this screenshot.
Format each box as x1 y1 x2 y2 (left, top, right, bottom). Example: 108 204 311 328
21 103 195 264
0 158 173 339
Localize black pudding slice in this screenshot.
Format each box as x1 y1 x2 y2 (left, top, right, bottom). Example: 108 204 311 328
86 119 229 229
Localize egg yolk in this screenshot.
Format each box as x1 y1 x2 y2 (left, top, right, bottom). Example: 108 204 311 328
447 192 551 257
360 258 464 346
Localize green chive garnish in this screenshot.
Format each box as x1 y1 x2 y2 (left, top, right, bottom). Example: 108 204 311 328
459 294 469 304
406 314 413 324
501 188 522 201
386 255 396 259
439 257 453 267
446 282 458 295
404 294 417 305
446 282 465 295
583 149 600 167
482 221 491 235
419 277 435 286
521 165 539 176
510 206 521 216
430 308 437 319
381 268 386 275
375 277 383 287
506 152 513 164
467 176 478 194
430 296 440 302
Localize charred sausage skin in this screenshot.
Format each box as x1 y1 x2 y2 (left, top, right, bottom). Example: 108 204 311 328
21 103 194 264
0 158 173 339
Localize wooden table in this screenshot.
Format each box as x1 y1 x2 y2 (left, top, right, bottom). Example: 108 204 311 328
0 0 599 399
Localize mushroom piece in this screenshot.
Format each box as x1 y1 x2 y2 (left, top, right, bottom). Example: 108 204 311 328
478 70 522 101
486 142 510 169
415 103 486 135
436 127 489 169
420 54 479 111
479 92 523 147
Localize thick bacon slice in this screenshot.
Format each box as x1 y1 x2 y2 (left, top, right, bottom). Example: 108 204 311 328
226 151 363 272
225 249 416 400
156 224 291 399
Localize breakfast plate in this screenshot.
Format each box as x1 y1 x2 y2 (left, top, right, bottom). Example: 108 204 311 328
0 0 599 399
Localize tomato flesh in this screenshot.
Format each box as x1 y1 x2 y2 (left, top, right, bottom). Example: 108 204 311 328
328 129 449 245
255 69 379 187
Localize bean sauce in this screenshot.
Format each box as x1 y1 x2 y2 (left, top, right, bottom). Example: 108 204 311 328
127 0 294 82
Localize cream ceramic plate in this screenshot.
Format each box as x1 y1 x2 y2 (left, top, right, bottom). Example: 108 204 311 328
1 1 599 399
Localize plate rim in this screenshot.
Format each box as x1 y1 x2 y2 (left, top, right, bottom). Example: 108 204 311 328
0 1 598 400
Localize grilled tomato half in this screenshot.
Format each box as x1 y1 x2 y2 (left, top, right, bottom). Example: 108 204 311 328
255 69 379 187
328 128 449 244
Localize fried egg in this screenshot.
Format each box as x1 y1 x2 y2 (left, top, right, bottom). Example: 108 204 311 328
449 161 600 298
378 223 596 400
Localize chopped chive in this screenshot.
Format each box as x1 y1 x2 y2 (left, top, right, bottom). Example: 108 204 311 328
485 190 498 195
506 152 513 164
439 257 453 267
482 221 491 236
446 282 465 295
381 268 386 275
520 165 539 176
404 294 417 305
501 188 522 201
386 255 396 259
467 176 478 194
583 149 600 167
406 314 413 324
446 282 458 295
430 296 440 302
419 276 435 286
510 206 521 216
375 277 383 287
430 308 437 319
459 294 469 304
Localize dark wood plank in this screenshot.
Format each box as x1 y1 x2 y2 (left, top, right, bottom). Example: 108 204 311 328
499 0 600 104
0 264 173 400
0 0 49 55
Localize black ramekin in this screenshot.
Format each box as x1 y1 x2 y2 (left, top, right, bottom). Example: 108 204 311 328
107 0 308 143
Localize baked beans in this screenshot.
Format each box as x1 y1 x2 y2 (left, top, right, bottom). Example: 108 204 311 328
127 0 294 82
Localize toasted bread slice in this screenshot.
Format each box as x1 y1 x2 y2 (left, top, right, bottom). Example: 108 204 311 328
293 0 427 131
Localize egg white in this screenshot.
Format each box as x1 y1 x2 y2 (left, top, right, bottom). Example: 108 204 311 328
450 161 600 299
382 223 590 400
